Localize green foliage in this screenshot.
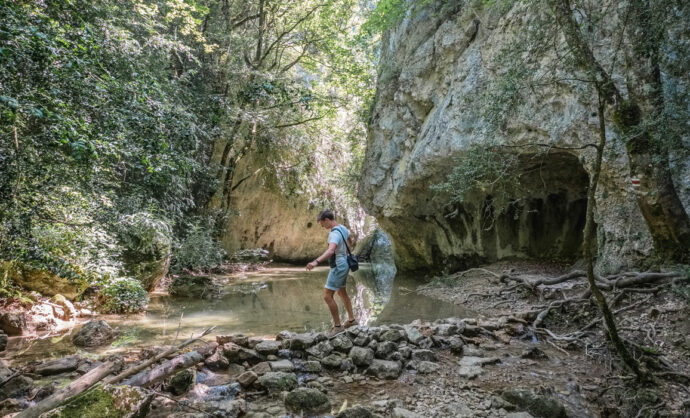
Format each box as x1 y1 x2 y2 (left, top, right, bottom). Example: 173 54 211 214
99 278 149 314
117 213 172 258
172 223 226 272
431 143 522 218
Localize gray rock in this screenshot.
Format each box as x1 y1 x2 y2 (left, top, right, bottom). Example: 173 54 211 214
463 345 484 357
340 358 355 371
72 320 115 347
336 405 375 418
349 346 374 366
217 334 249 346
321 353 345 369
284 333 315 350
366 359 401 379
35 356 80 376
299 360 323 373
0 313 26 336
387 351 403 361
376 341 397 358
408 360 439 374
284 387 330 415
392 408 421 418
276 330 295 341
410 349 437 362
306 340 333 358
417 337 433 349
398 346 412 359
434 323 458 336
380 329 404 342
0 331 7 351
403 325 423 344
505 413 535 418
501 389 567 418
0 398 23 416
456 356 500 379
353 333 370 346
331 334 354 352
250 361 271 375
255 340 281 355
449 336 464 355
521 347 548 360
42 385 153 417
269 359 295 372
255 371 298 393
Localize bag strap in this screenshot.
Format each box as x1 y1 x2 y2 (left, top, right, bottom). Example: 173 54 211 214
332 226 352 255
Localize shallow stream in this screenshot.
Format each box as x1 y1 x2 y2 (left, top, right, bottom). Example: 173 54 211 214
5 263 471 363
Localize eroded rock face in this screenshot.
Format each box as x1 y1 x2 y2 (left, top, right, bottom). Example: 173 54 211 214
359 2 690 273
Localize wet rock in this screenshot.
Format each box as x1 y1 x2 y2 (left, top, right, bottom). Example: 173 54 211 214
380 329 404 342
284 387 330 415
0 331 7 352
0 375 33 401
50 294 77 320
331 334 354 352
349 346 374 366
205 348 230 371
407 360 439 374
392 407 421 418
501 389 567 418
72 320 116 347
238 370 258 387
521 347 548 360
366 359 401 379
0 312 26 336
375 341 397 357
306 340 333 358
197 383 241 402
35 355 80 376
449 336 464 355
336 405 375 418
256 371 298 393
169 368 196 395
42 384 153 417
255 340 281 355
410 349 437 362
320 353 345 369
269 359 295 372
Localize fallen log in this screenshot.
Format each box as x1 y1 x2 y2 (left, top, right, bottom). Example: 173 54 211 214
105 325 215 385
15 360 121 418
123 350 204 387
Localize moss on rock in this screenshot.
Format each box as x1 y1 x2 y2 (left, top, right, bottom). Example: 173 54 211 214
42 384 152 418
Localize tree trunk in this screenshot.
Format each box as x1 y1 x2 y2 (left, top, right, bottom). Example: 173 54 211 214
122 351 203 387
582 95 643 378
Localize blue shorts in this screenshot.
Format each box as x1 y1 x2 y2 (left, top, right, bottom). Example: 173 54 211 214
325 258 349 290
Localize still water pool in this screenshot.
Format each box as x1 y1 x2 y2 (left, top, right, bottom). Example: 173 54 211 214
5 263 471 362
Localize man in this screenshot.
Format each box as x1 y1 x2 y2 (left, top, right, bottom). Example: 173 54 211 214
306 209 357 337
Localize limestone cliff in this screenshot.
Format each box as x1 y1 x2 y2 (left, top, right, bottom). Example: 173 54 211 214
359 2 689 272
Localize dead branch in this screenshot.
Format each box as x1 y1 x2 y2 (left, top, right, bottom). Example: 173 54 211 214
15 360 121 418
105 325 215 385
123 351 204 387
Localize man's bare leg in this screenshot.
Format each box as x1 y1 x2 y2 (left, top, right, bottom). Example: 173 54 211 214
323 289 341 326
337 287 355 322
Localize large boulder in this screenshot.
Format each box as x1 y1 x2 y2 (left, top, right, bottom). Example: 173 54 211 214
0 312 26 336
284 387 331 415
0 375 33 401
42 384 153 417
1 261 84 300
349 347 374 366
72 320 116 347
34 356 80 376
501 389 567 418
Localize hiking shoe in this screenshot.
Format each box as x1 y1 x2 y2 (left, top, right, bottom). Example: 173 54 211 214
327 325 345 338
344 319 357 329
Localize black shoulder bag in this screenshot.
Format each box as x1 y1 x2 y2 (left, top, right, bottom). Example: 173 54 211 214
330 227 359 272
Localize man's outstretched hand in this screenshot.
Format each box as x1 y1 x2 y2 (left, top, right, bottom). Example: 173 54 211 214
306 261 317 271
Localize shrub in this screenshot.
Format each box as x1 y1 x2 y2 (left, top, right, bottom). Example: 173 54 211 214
99 278 149 314
117 213 172 259
172 224 226 272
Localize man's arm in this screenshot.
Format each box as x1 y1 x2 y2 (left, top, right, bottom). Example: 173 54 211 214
306 243 337 270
